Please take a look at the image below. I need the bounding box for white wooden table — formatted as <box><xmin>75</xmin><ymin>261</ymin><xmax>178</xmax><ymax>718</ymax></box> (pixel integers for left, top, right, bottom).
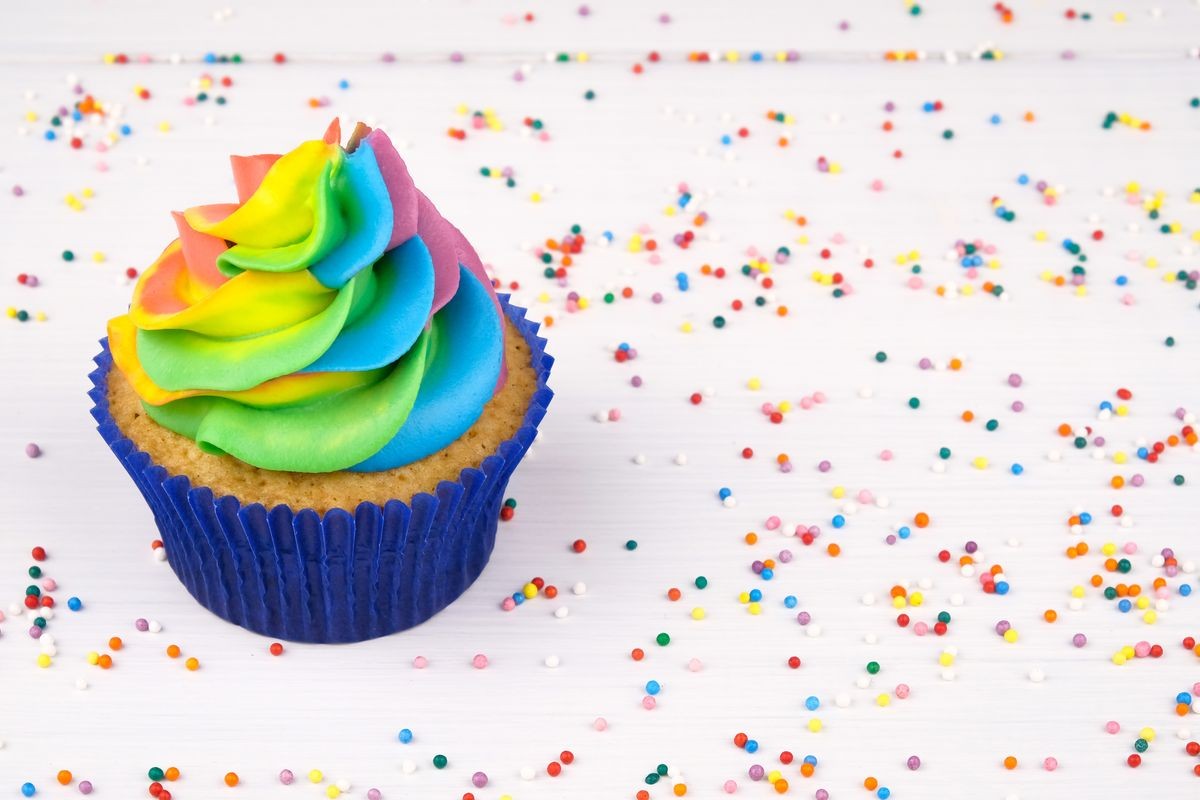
<box><xmin>2</xmin><ymin>2</ymin><xmax>1199</xmax><ymax>798</ymax></box>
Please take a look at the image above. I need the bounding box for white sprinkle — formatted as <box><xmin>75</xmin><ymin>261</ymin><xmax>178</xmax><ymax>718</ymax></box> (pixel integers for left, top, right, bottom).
<box><xmin>857</xmin><ymin>386</ymin><xmax>874</xmax><ymax>399</ymax></box>
<box><xmin>674</xmin><ymin>453</ymin><xmax>688</xmax><ymax>466</ymax></box>
<box><xmin>834</xmin><ymin>692</ymin><xmax>851</xmax><ymax>708</ymax></box>
<box><xmin>861</xmin><ymin>593</ymin><xmax>876</xmax><ymax>606</ymax></box>
<box><xmin>1028</xmin><ymin>667</ymin><xmax>1045</xmax><ymax>683</ymax></box>
<box><xmin>544</xmin><ymin>655</ymin><xmax>560</xmax><ymax>668</ymax></box>
<box><xmin>806</xmin><ymin>624</ymin><xmax>822</xmax><ymax>638</ymax></box>
<box><xmin>855</xmin><ymin>675</ymin><xmax>871</xmax><ymax>689</ymax></box>
<box><xmin>153</xmin><ymin>548</ymin><xmax>168</xmax><ymax>562</ymax></box>
<box><xmin>401</xmin><ymin>759</ymin><xmax>416</xmax><ymax>774</ymax></box>
<box><xmin>74</xmin><ymin>679</ymin><xmax>88</xmax><ymax>691</ymax></box>
<box><xmin>520</xmin><ymin>766</ymin><xmax>536</xmax><ymax>780</ymax></box>
<box><xmin>336</xmin><ymin>779</ymin><xmax>351</xmax><ymax>792</ymax></box>
<box><xmin>722</xmin><ymin>496</ymin><xmax>737</xmax><ymax>508</ymax></box>
<box><xmin>949</xmin><ymin>593</ymin><xmax>964</xmax><ymax>607</ymax></box>
<box><xmin>632</xmin><ymin>453</ymin><xmax>646</xmax><ymax>465</ymax></box>
<box><xmin>941</xmin><ymin>668</ymin><xmax>956</xmax><ymax>681</ymax></box>
<box><xmin>864</xmin><ymin>632</ymin><xmax>878</xmax><ymax>645</ymax></box>
<box><xmin>554</xmin><ymin>607</ymin><xmax>569</xmax><ymax>619</ymax></box>
<box><xmin>572</xmin><ymin>582</ymin><xmax>587</xmax><ymax>596</ymax></box>
<box><xmin>1068</xmin><ymin>598</ymin><xmax>1084</xmax><ymax>611</ymax></box>
<box><xmin>148</xmin><ymin>620</ymin><xmax>162</xmax><ymax>633</ymax></box>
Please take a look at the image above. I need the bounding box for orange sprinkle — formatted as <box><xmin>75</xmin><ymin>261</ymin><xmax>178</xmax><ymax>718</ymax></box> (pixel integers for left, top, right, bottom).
<box><xmin>745</xmin><ymin>532</ymin><xmax>759</xmax><ymax>545</ymax></box>
<box><xmin>962</xmin><ymin>410</ymin><xmax>975</xmax><ymax>422</ymax></box>
<box><xmin>864</xmin><ymin>777</ymin><xmax>879</xmax><ymax>790</ymax></box>
<box><xmin>97</xmin><ymin>654</ymin><xmax>113</xmax><ymax>669</ymax></box>
<box><xmin>1043</xmin><ymin>609</ymin><xmax>1057</xmax><ymax>623</ymax></box>
<box><xmin>166</xmin><ymin>644</ymin><xmax>181</xmax><ymax>658</ymax></box>
<box><xmin>914</xmin><ymin>512</ymin><xmax>930</xmax><ymax>528</ymax></box>
<box><xmin>108</xmin><ymin>636</ymin><xmax>123</xmax><ymax>651</ymax></box>
<box><xmin>224</xmin><ymin>772</ymin><xmax>239</xmax><ymax>787</ymax></box>
<box><xmin>165</xmin><ymin>767</ymin><xmax>181</xmax><ymax>781</ymax></box>
<box><xmin>667</xmin><ymin>587</ymin><xmax>682</xmax><ymax>601</ymax></box>
<box><xmin>1004</xmin><ymin>756</ymin><xmax>1018</xmax><ymax>770</ymax></box>
<box><xmin>826</xmin><ymin>543</ymin><xmax>841</xmax><ymax>557</ymax></box>
<box><xmin>56</xmin><ymin>771</ymin><xmax>72</xmax><ymax>786</ymax></box>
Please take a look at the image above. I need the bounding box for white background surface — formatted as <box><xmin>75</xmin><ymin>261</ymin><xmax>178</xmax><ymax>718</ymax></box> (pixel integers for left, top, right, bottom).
<box><xmin>2</xmin><ymin>1</ymin><xmax>1199</xmax><ymax>798</ymax></box>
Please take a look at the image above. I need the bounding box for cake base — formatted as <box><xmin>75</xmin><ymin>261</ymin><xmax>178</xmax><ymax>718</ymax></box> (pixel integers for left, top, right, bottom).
<box><xmin>107</xmin><ymin>318</ymin><xmax>538</xmax><ymax>513</ymax></box>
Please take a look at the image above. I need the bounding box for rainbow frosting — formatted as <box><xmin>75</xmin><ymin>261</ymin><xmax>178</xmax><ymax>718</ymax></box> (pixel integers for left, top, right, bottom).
<box><xmin>108</xmin><ymin>120</ymin><xmax>507</xmax><ymax>473</ymax></box>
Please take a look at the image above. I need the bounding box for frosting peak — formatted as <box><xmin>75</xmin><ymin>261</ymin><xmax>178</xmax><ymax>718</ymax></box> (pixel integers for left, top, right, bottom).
<box><xmin>108</xmin><ymin>122</ymin><xmax>507</xmax><ymax>473</ymax></box>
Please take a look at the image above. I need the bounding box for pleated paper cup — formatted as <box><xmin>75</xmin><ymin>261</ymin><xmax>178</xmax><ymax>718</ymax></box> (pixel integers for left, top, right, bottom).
<box><xmin>89</xmin><ymin>296</ymin><xmax>553</xmax><ymax>643</ymax></box>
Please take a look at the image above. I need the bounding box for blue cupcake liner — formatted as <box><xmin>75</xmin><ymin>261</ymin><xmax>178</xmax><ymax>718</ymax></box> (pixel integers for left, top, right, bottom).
<box><xmin>88</xmin><ymin>296</ymin><xmax>553</xmax><ymax>643</ymax></box>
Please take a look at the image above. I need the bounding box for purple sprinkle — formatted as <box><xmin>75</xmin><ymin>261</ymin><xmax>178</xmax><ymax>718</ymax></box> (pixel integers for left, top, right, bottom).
<box><xmin>658</xmin><ymin>12</ymin><xmax>672</xmax><ymax>24</ymax></box>
<box><xmin>1176</xmin><ymin>407</ymin><xmax>1188</xmax><ymax>420</ymax></box>
<box><xmin>816</xmin><ymin>791</ymin><xmax>829</xmax><ymax>800</ymax></box>
<box><xmin>1011</xmin><ymin>400</ymin><xmax>1024</xmax><ymax>412</ymax></box>
<box><xmin>627</xmin><ymin>348</ymin><xmax>638</xmax><ymax>359</ymax></box>
<box><xmin>135</xmin><ymin>618</ymin><xmax>149</xmax><ymax>632</ymax></box>
<box><xmin>918</xmin><ymin>357</ymin><xmax>933</xmax><ymax>369</ymax></box>
<box><xmin>578</xmin><ymin>4</ymin><xmax>591</xmax><ymax>16</ymax></box>
<box><xmin>817</xmin><ymin>460</ymin><xmax>831</xmax><ymax>472</ymax></box>
<box><xmin>885</xmin><ymin>534</ymin><xmax>897</xmax><ymax>545</ymax></box>
<box><xmin>79</xmin><ymin>781</ymin><xmax>93</xmax><ymax>795</ymax></box>
<box><xmin>1162</xmin><ymin>548</ymin><xmax>1175</xmax><ymax>558</ymax></box>
<box><xmin>30</xmin><ymin>626</ymin><xmax>43</xmax><ymax>639</ymax></box>
<box><xmin>748</xmin><ymin>764</ymin><xmax>765</xmax><ymax>781</ymax></box>
<box><xmin>1007</xmin><ymin>372</ymin><xmax>1022</xmax><ymax>387</ymax></box>
<box><xmin>797</xmin><ymin>611</ymin><xmax>811</xmax><ymax>626</ymax></box>
<box><xmin>450</xmin><ymin>52</ymin><xmax>464</xmax><ymax>63</ymax></box>
<box><xmin>1130</xmin><ymin>474</ymin><xmax>1144</xmax><ymax>487</ymax></box>
<box><xmin>651</xmin><ymin>292</ymin><xmax>663</xmax><ymax>304</ymax></box>
<box><xmin>512</xmin><ymin>70</ymin><xmax>525</xmax><ymax>82</ymax></box>
<box><xmin>780</xmin><ymin>461</ymin><xmax>792</xmax><ymax>473</ymax></box>
<box><xmin>367</xmin><ymin>790</ymin><xmax>381</xmax><ymax>800</ymax></box>
<box><xmin>1061</xmin><ymin>49</ymin><xmax>1077</xmax><ymax>60</ymax></box>
<box><xmin>752</xmin><ymin>560</ymin><xmax>764</xmax><ymax>574</ymax></box>
<box><xmin>1093</xmin><ymin>436</ymin><xmax>1105</xmax><ymax>447</ymax></box>
<box><xmin>631</xmin><ymin>375</ymin><xmax>643</xmax><ymax>388</ymax></box>
<box><xmin>381</xmin><ymin>52</ymin><xmax>396</xmax><ymax>63</ymax></box>
<box><xmin>884</xmin><ymin>101</ymin><xmax>896</xmax><ymax>112</ymax></box>
<box><xmin>786</xmin><ymin>49</ymin><xmax>801</xmax><ymax>62</ymax></box>
<box><xmin>25</xmin><ymin>443</ymin><xmax>42</xmax><ymax>458</ymax></box>
<box><xmin>12</xmin><ymin>185</ymin><xmax>24</xmax><ymax>197</ymax></box>
<box><xmin>907</xmin><ymin>755</ymin><xmax>921</xmax><ymax>770</ymax></box>
<box><xmin>965</xmin><ymin>540</ymin><xmax>978</xmax><ymax>554</ymax></box>
<box><xmin>995</xmin><ymin>620</ymin><xmax>1011</xmax><ymax>635</ymax></box>
<box><xmin>471</xmin><ymin>772</ymin><xmax>488</xmax><ymax>788</ymax></box>
<box><xmin>838</xmin><ymin>20</ymin><xmax>850</xmax><ymax>30</ymax></box>
<box><xmin>808</xmin><ymin>525</ymin><xmax>822</xmax><ymax>537</ymax></box>
<box><xmin>279</xmin><ymin>770</ymin><xmax>294</xmax><ymax>785</ymax></box>
<box><xmin>1072</xmin><ymin>633</ymin><xmax>1087</xmax><ymax>647</ymax></box>
<box><xmin>778</xmin><ymin>549</ymin><xmax>793</xmax><ymax>563</ymax></box>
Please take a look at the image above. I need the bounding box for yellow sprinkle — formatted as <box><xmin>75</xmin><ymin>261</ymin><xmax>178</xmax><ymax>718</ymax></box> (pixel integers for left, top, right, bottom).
<box><xmin>1003</xmin><ymin>629</ymin><xmax>1019</xmax><ymax>643</ymax></box>
<box><xmin>24</xmin><ymin>111</ymin><xmax>37</xmax><ymax>122</ymax></box>
<box><xmin>35</xmin><ymin>312</ymin><xmax>47</xmax><ymax>322</ymax></box>
<box><xmin>747</xmin><ymin>602</ymin><xmax>761</xmax><ymax>615</ymax></box>
<box><xmin>1074</xmin><ymin>285</ymin><xmax>1087</xmax><ymax>297</ymax></box>
<box><xmin>725</xmin><ymin>50</ymin><xmax>740</xmax><ymax>63</ymax></box>
<box><xmin>1034</xmin><ymin>230</ymin><xmax>1048</xmax><ymax>242</ymax></box>
<box><xmin>1140</xmin><ymin>727</ymin><xmax>1156</xmax><ymax>742</ymax></box>
<box><xmin>103</xmin><ymin>53</ymin><xmax>116</xmax><ymax>64</ymax></box>
<box><xmin>938</xmin><ymin>652</ymin><xmax>954</xmax><ymax>666</ymax></box>
<box><xmin>1070</xmin><ymin>585</ymin><xmax>1086</xmax><ymax>598</ymax></box>
<box><xmin>738</xmin><ymin>592</ymin><xmax>750</xmax><ymax>604</ymax></box>
<box><xmin>91</xmin><ymin>251</ymin><xmax>105</xmax><ymax>263</ymax></box>
<box><xmin>746</xmin><ymin>377</ymin><xmax>762</xmax><ymax>391</ymax></box>
<box><xmin>529</xmin><ymin>192</ymin><xmax>542</xmax><ymax>203</ymax></box>
<box><xmin>577</xmin><ymin>52</ymin><xmax>590</xmax><ymax>62</ymax></box>
<box><xmin>1145</xmin><ymin>257</ymin><xmax>1159</xmax><ymax>269</ymax></box>
<box><xmin>577</xmin><ymin>297</ymin><xmax>590</xmax><ymax>310</ymax></box>
<box><xmin>876</xmin><ymin>694</ymin><xmax>891</xmax><ymax>707</ymax></box>
<box><xmin>308</xmin><ymin>770</ymin><xmax>323</xmax><ymax>784</ymax></box>
<box><xmin>157</xmin><ymin>121</ymin><xmax>171</xmax><ymax>133</ymax></box>
<box><xmin>961</xmin><ymin>284</ymin><xmax>975</xmax><ymax>296</ymax></box>
<box><xmin>680</xmin><ymin>321</ymin><xmax>693</xmax><ymax>333</ymax></box>
<box><xmin>972</xmin><ymin>456</ymin><xmax>989</xmax><ymax>470</ymax></box>
<box><xmin>768</xmin><ymin>770</ymin><xmax>782</xmax><ymax>783</ymax></box>
<box><xmin>1113</xmin><ymin>652</ymin><xmax>1127</xmax><ymax>665</ymax></box>
<box><xmin>831</xmin><ymin>486</ymin><xmax>846</xmax><ymax>499</ymax></box>
<box><xmin>37</xmin><ymin>654</ymin><xmax>52</xmax><ymax>668</ymax></box>
<box><xmin>536</xmin><ymin>292</ymin><xmax>550</xmax><ymax>303</ymax></box>
<box><xmin>807</xmin><ymin>718</ymin><xmax>822</xmax><ymax>733</ymax></box>
<box><xmin>1115</xmin><ymin>405</ymin><xmax>1129</xmax><ymax>417</ymax></box>
<box><xmin>86</xmin><ymin>651</ymin><xmax>100</xmax><ymax>665</ymax></box>
<box><xmin>909</xmin><ymin>592</ymin><xmax>924</xmax><ymax>606</ymax></box>
<box><xmin>796</xmin><ymin>235</ymin><xmax>809</xmax><ymax>245</ymax></box>
<box><xmin>891</xmin><ymin>596</ymin><xmax>907</xmax><ymax>609</ymax></box>
<box><xmin>326</xmin><ymin>788</ymin><xmax>340</xmax><ymax>799</ymax></box>
<box><xmin>691</xmin><ymin>607</ymin><xmax>705</xmax><ymax>620</ymax></box>
<box><xmin>454</xmin><ymin>103</ymin><xmax>468</xmax><ymax>115</ymax></box>
<box><xmin>1113</xmin><ymin>452</ymin><xmax>1127</xmax><ymax>464</ymax></box>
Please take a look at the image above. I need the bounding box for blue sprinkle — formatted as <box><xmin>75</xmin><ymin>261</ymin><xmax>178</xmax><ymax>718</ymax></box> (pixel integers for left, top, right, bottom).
<box><xmin>67</xmin><ymin>597</ymin><xmax>82</xmax><ymax>611</ymax></box>
<box><xmin>602</xmin><ymin>230</ymin><xmax>614</xmax><ymax>242</ymax></box>
<box><xmin>994</xmin><ymin>581</ymin><xmax>1010</xmax><ymax>595</ymax></box>
<box><xmin>512</xmin><ymin>592</ymin><xmax>525</xmax><ymax>605</ymax></box>
<box><xmin>119</xmin><ymin>124</ymin><xmax>132</xmax><ymax>136</ymax></box>
<box><xmin>398</xmin><ymin>728</ymin><xmax>413</xmax><ymax>743</ymax></box>
<box><xmin>720</xmin><ymin>134</ymin><xmax>732</xmax><ymax>146</ymax></box>
<box><xmin>44</xmin><ymin>130</ymin><xmax>56</xmax><ymax>141</ymax></box>
<box><xmin>1010</xmin><ymin>463</ymin><xmax>1024</xmax><ymax>475</ymax></box>
<box><xmin>1099</xmin><ymin>401</ymin><xmax>1114</xmax><ymax>411</ymax></box>
<box><xmin>1115</xmin><ymin>275</ymin><xmax>1128</xmax><ymax>286</ymax></box>
<box><xmin>761</xmin><ymin>568</ymin><xmax>774</xmax><ymax>581</ymax></box>
<box><xmin>618</xmin><ymin>342</ymin><xmax>630</xmax><ymax>351</ymax></box>
<box><xmin>803</xmin><ymin>755</ymin><xmax>818</xmax><ymax>766</ymax></box>
<box><xmin>750</xmin><ymin>51</ymin><xmax>764</xmax><ymax>61</ymax></box>
<box><xmin>990</xmin><ymin>114</ymin><xmax>1002</xmax><ymax>124</ymax></box>
<box><xmin>1080</xmin><ymin>512</ymin><xmax>1092</xmax><ymax>525</ymax></box>
<box><xmin>71</xmin><ymin>110</ymin><xmax>83</xmax><ymax>122</ymax></box>
<box><xmin>1177</xmin><ymin>692</ymin><xmax>1193</xmax><ymax>705</ymax></box>
<box><xmin>646</xmin><ymin>680</ymin><xmax>661</xmax><ymax>695</ymax></box>
<box><xmin>1181</xmin><ymin>584</ymin><xmax>1193</xmax><ymax>597</ymax></box>
<box><xmin>805</xmin><ymin>696</ymin><xmax>820</xmax><ymax>710</ymax></box>
<box><xmin>22</xmin><ymin>784</ymin><xmax>36</xmax><ymax>798</ymax></box>
<box><xmin>745</xmin><ymin>739</ymin><xmax>759</xmax><ymax>753</ymax></box>
<box><xmin>1137</xmin><ymin>447</ymin><xmax>1149</xmax><ymax>459</ymax></box>
<box><xmin>784</xmin><ymin>595</ymin><xmax>798</xmax><ymax>608</ymax></box>
<box><xmin>878</xmin><ymin>788</ymin><xmax>891</xmax><ymax>800</ymax></box>
<box><xmin>831</xmin><ymin>514</ymin><xmax>846</xmax><ymax>529</ymax></box>
<box><xmin>922</xmin><ymin>101</ymin><xmax>935</xmax><ymax>112</ymax></box>
<box><xmin>678</xmin><ymin>192</ymin><xmax>692</xmax><ymax>208</ymax></box>
<box><xmin>203</xmin><ymin>52</ymin><xmax>217</xmax><ymax>63</ymax></box>
<box><xmin>897</xmin><ymin>526</ymin><xmax>911</xmax><ymax>540</ymax></box>
<box><xmin>749</xmin><ymin>589</ymin><xmax>763</xmax><ymax>603</ymax></box>
<box><xmin>1118</xmin><ymin>598</ymin><xmax>1132</xmax><ymax>613</ymax></box>
<box><xmin>718</xmin><ymin>487</ymin><xmax>732</xmax><ymax>500</ymax></box>
<box><xmin>338</xmin><ymin>79</ymin><xmax>350</xmax><ymax>89</ymax></box>
<box><xmin>1017</xmin><ymin>173</ymin><xmax>1029</xmax><ymax>185</ymax></box>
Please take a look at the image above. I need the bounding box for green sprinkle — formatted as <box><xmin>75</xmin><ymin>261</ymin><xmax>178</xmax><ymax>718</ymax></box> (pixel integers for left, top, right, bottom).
<box><xmin>1165</xmin><ymin>336</ymin><xmax>1176</xmax><ymax>347</ymax></box>
<box><xmin>61</xmin><ymin>250</ymin><xmax>75</xmax><ymax>262</ymax></box>
<box><xmin>503</xmin><ymin>498</ymin><xmax>517</xmax><ymax>509</ymax></box>
<box><xmin>694</xmin><ymin>576</ymin><xmax>708</xmax><ymax>589</ymax></box>
<box><xmin>432</xmin><ymin>754</ymin><xmax>448</xmax><ymax>769</ymax></box>
<box><xmin>866</xmin><ymin>661</ymin><xmax>880</xmax><ymax>675</ymax></box>
<box><xmin>1073</xmin><ymin>436</ymin><xmax>1087</xmax><ymax>449</ymax></box>
<box><xmin>874</xmin><ymin>351</ymin><xmax>888</xmax><ymax>363</ymax></box>
<box><xmin>656</xmin><ymin>632</ymin><xmax>671</xmax><ymax>646</ymax></box>
<box><xmin>985</xmin><ymin>419</ymin><xmax>999</xmax><ymax>431</ymax></box>
<box><xmin>28</xmin><ymin>566</ymin><xmax>42</xmax><ymax>579</ymax></box>
<box><xmin>584</xmin><ymin>89</ymin><xmax>596</xmax><ymax>100</ymax></box>
<box><xmin>713</xmin><ymin>315</ymin><xmax>726</xmax><ymax>328</ymax></box>
<box><xmin>938</xmin><ymin>447</ymin><xmax>951</xmax><ymax>459</ymax></box>
<box><xmin>908</xmin><ymin>397</ymin><xmax>921</xmax><ymax>409</ymax></box>
<box><xmin>937</xmin><ymin>611</ymin><xmax>951</xmax><ymax>624</ymax></box>
<box><xmin>657</xmin><ymin>764</ymin><xmax>669</xmax><ymax>776</ymax></box>
<box><xmin>148</xmin><ymin>768</ymin><xmax>165</xmax><ymax>782</ymax></box>
<box><xmin>604</xmin><ymin>292</ymin><xmax>615</xmax><ymax>304</ymax></box>
<box><xmin>941</xmin><ymin>129</ymin><xmax>954</xmax><ymax>140</ymax></box>
<box><xmin>1174</xmin><ymin>474</ymin><xmax>1186</xmax><ymax>486</ymax></box>
<box><xmin>646</xmin><ymin>773</ymin><xmax>660</xmax><ymax>785</ymax></box>
<box><xmin>625</xmin><ymin>539</ymin><xmax>638</xmax><ymax>551</ymax></box>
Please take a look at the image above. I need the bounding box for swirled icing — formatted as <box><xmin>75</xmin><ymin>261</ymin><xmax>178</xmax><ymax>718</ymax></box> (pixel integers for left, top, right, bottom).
<box><xmin>107</xmin><ymin>120</ymin><xmax>507</xmax><ymax>473</ymax></box>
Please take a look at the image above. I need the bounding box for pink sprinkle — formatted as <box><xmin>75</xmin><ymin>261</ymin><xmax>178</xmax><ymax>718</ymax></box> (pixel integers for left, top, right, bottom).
<box><xmin>41</xmin><ymin>578</ymin><xmax>57</xmax><ymax>591</ymax></box>
<box><xmin>723</xmin><ymin>780</ymin><xmax>738</xmax><ymax>793</ymax></box>
<box><xmin>765</xmin><ymin>516</ymin><xmax>781</xmax><ymax>530</ymax></box>
<box><xmin>25</xmin><ymin>443</ymin><xmax>41</xmax><ymax>458</ymax></box>
<box><xmin>1123</xmin><ymin>542</ymin><xmax>1137</xmax><ymax>555</ymax></box>
<box><xmin>895</xmin><ymin>683</ymin><xmax>910</xmax><ymax>699</ymax></box>
<box><xmin>1133</xmin><ymin>641</ymin><xmax>1150</xmax><ymax>658</ymax></box>
<box><xmin>913</xmin><ymin>622</ymin><xmax>928</xmax><ymax>636</ymax></box>
<box><xmin>593</xmin><ymin>716</ymin><xmax>608</xmax><ymax>731</ymax></box>
<box><xmin>607</xmin><ymin>408</ymin><xmax>621</xmax><ymax>422</ymax></box>
<box><xmin>1043</xmin><ymin>757</ymin><xmax>1058</xmax><ymax>771</ymax></box>
<box><xmin>501</xmin><ymin>597</ymin><xmax>516</xmax><ymax>611</ymax></box>
<box><xmin>1105</xmin><ymin>721</ymin><xmax>1121</xmax><ymax>734</ymax></box>
<box><xmin>907</xmin><ymin>276</ymin><xmax>924</xmax><ymax>290</ymax></box>
<box><xmin>857</xmin><ymin>490</ymin><xmax>873</xmax><ymax>503</ymax></box>
<box><xmin>642</xmin><ymin>695</ymin><xmax>657</xmax><ymax>710</ymax></box>
<box><xmin>687</xmin><ymin>657</ymin><xmax>703</xmax><ymax>672</ymax></box>
<box><xmin>879</xmin><ymin>449</ymin><xmax>893</xmax><ymax>461</ymax></box>
<box><xmin>412</xmin><ymin>655</ymin><xmax>428</xmax><ymax>669</ymax></box>
<box><xmin>812</xmin><ymin>391</ymin><xmax>827</xmax><ymax>403</ymax></box>
<box><xmin>799</xmin><ymin>396</ymin><xmax>814</xmax><ymax>409</ymax></box>
<box><xmin>870</xmin><ymin>179</ymin><xmax>885</xmax><ymax>192</ymax></box>
<box><xmin>648</xmin><ymin>253</ymin><xmax>662</xmax><ymax>265</ymax></box>
<box><xmin>472</xmin><ymin>653</ymin><xmax>489</xmax><ymax>669</ymax></box>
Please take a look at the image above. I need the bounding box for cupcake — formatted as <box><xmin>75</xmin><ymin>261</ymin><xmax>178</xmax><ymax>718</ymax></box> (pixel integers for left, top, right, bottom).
<box><xmin>89</xmin><ymin>120</ymin><xmax>553</xmax><ymax>643</ymax></box>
